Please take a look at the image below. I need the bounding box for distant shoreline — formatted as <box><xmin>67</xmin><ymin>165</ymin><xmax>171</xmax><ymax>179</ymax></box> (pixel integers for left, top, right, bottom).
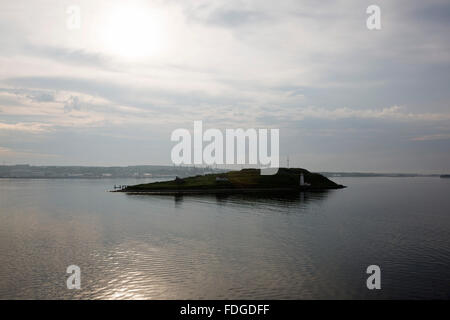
<box><xmin>0</xmin><ymin>176</ymin><xmax>176</xmax><ymax>180</ymax></box>
<box><xmin>0</xmin><ymin>165</ymin><xmax>446</xmax><ymax>179</ymax></box>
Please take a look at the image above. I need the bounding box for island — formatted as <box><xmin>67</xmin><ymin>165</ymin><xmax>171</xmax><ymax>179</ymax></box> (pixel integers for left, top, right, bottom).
<box><xmin>115</xmin><ymin>168</ymin><xmax>346</xmax><ymax>195</ymax></box>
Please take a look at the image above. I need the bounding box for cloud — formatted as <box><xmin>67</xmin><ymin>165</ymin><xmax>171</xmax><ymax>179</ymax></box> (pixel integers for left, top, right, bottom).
<box><xmin>411</xmin><ymin>133</ymin><xmax>450</xmax><ymax>141</ymax></box>
<box><xmin>25</xmin><ymin>45</ymin><xmax>109</xmax><ymax>68</ymax></box>
<box><xmin>0</xmin><ymin>146</ymin><xmax>10</xmax><ymax>153</ymax></box>
<box><xmin>0</xmin><ymin>145</ymin><xmax>58</xmax><ymax>159</ymax></box>
<box><xmin>184</xmin><ymin>3</ymin><xmax>270</xmax><ymax>27</ymax></box>
<box><xmin>26</xmin><ymin>91</ymin><xmax>55</xmax><ymax>103</ymax></box>
<box><xmin>64</xmin><ymin>96</ymin><xmax>82</xmax><ymax>113</ymax></box>
<box><xmin>0</xmin><ymin>122</ymin><xmax>52</xmax><ymax>132</ymax></box>
<box><xmin>0</xmin><ymin>87</ymin><xmax>55</xmax><ymax>103</ymax></box>
<box><xmin>287</xmin><ymin>105</ymin><xmax>450</xmax><ymax>122</ymax></box>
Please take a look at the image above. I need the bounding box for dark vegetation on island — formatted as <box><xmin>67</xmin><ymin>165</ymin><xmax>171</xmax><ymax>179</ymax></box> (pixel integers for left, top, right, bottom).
<box><xmin>118</xmin><ymin>168</ymin><xmax>345</xmax><ymax>194</ymax></box>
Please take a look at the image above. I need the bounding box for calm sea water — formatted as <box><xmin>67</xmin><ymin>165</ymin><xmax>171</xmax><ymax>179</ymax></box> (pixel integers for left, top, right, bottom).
<box><xmin>0</xmin><ymin>177</ymin><xmax>449</xmax><ymax>299</ymax></box>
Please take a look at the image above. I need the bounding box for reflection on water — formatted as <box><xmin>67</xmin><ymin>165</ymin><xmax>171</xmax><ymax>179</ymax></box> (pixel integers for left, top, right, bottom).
<box><xmin>0</xmin><ymin>177</ymin><xmax>450</xmax><ymax>299</ymax></box>
<box><xmin>130</xmin><ymin>190</ymin><xmax>332</xmax><ymax>210</ymax></box>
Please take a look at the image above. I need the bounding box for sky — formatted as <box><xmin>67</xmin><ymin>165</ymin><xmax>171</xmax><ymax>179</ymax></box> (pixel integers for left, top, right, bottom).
<box><xmin>0</xmin><ymin>0</ymin><xmax>449</xmax><ymax>173</ymax></box>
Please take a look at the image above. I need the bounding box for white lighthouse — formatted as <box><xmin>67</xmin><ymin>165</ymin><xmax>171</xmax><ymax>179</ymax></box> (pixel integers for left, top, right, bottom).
<box><xmin>300</xmin><ymin>173</ymin><xmax>310</xmax><ymax>187</ymax></box>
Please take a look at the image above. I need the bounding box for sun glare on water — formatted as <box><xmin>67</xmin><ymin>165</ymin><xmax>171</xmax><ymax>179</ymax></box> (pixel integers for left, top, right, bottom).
<box><xmin>99</xmin><ymin>4</ymin><xmax>167</xmax><ymax>59</ymax></box>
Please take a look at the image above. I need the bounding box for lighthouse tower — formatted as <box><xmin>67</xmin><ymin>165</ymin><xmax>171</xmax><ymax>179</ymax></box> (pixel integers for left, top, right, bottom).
<box><xmin>300</xmin><ymin>173</ymin><xmax>305</xmax><ymax>186</ymax></box>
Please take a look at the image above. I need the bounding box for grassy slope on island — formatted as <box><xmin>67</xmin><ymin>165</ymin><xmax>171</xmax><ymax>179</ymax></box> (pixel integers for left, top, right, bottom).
<box><xmin>123</xmin><ymin>168</ymin><xmax>344</xmax><ymax>191</ymax></box>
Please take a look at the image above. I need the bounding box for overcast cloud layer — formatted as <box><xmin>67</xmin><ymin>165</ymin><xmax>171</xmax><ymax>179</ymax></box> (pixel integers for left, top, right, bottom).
<box><xmin>0</xmin><ymin>0</ymin><xmax>449</xmax><ymax>172</ymax></box>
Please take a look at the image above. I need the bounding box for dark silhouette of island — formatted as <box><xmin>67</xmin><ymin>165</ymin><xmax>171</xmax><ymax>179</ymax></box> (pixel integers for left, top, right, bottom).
<box><xmin>117</xmin><ymin>168</ymin><xmax>345</xmax><ymax>194</ymax></box>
